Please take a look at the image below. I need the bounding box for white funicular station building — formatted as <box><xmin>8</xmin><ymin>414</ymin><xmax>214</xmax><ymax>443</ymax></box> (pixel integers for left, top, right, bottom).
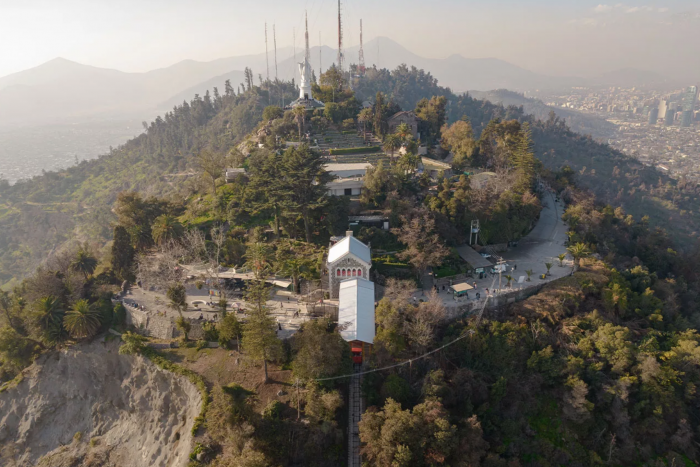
<box><xmin>327</xmin><ymin>231</ymin><xmax>372</xmax><ymax>299</ymax></box>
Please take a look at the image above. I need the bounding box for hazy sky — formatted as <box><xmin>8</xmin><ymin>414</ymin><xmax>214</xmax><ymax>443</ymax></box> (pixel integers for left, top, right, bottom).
<box><xmin>1</xmin><ymin>0</ymin><xmax>699</xmax><ymax>80</ymax></box>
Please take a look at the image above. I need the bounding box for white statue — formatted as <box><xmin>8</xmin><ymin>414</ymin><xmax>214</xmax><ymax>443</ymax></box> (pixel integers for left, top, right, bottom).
<box><xmin>298</xmin><ymin>57</ymin><xmax>312</xmax><ymax>100</ymax></box>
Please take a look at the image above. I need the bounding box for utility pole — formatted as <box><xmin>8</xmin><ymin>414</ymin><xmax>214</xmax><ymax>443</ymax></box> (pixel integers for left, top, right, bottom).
<box><xmin>273</xmin><ymin>24</ymin><xmax>278</xmax><ymax>81</ymax></box>
<box><xmin>497</xmin><ymin>258</ymin><xmax>506</xmax><ymax>295</ymax></box>
<box><xmin>265</xmin><ymin>23</ymin><xmax>269</xmax><ymax>82</ymax></box>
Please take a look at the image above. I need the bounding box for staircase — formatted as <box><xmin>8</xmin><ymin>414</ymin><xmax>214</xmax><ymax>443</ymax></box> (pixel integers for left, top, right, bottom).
<box><xmin>348</xmin><ymin>363</ymin><xmax>362</xmax><ymax>467</ymax></box>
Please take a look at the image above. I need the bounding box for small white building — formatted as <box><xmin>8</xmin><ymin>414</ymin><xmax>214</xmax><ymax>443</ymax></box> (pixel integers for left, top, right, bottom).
<box><xmin>225</xmin><ymin>168</ymin><xmax>247</xmax><ymax>183</ymax></box>
<box><xmin>338</xmin><ymin>278</ymin><xmax>376</xmax><ymax>362</ymax></box>
<box><xmin>324</xmin><ymin>163</ymin><xmax>372</xmax><ymax>179</ymax></box>
<box><xmin>338</xmin><ymin>278</ymin><xmax>375</xmax><ymax>344</ymax></box>
<box><xmin>325</xmin><ymin>163</ymin><xmax>373</xmax><ymax>197</ymax></box>
<box><xmin>327</xmin><ymin>231</ymin><xmax>371</xmax><ymax>299</ymax></box>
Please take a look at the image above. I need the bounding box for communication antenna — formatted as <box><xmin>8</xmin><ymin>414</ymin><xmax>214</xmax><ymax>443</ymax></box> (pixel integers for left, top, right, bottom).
<box><xmin>319</xmin><ymin>31</ymin><xmax>322</xmax><ymax>76</ymax></box>
<box><xmin>273</xmin><ymin>24</ymin><xmax>278</xmax><ymax>80</ymax></box>
<box><xmin>305</xmin><ymin>11</ymin><xmax>310</xmax><ymax>63</ymax></box>
<box><xmin>358</xmin><ymin>19</ymin><xmax>365</xmax><ymax>74</ymax></box>
<box><xmin>265</xmin><ymin>23</ymin><xmax>269</xmax><ymax>82</ymax></box>
<box><xmin>337</xmin><ymin>0</ymin><xmax>343</xmax><ymax>72</ymax></box>
<box><xmin>293</xmin><ymin>27</ymin><xmax>296</xmax><ymax>66</ymax></box>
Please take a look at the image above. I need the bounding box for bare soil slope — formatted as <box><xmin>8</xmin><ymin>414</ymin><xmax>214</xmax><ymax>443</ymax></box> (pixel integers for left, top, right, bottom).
<box><xmin>0</xmin><ymin>338</ymin><xmax>201</xmax><ymax>467</ymax></box>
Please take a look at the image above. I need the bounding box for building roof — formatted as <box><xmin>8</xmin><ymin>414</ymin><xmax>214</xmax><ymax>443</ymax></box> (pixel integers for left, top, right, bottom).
<box><xmin>338</xmin><ymin>278</ymin><xmax>375</xmax><ymax>344</ymax></box>
<box><xmin>324</xmin><ymin>163</ymin><xmax>373</xmax><ymax>174</ymax></box>
<box><xmin>455</xmin><ymin>245</ymin><xmax>493</xmax><ymax>269</ymax></box>
<box><xmin>388</xmin><ymin>110</ymin><xmax>417</xmax><ymax>122</ymax></box>
<box><xmin>328</xmin><ymin>235</ymin><xmax>372</xmax><ymax>264</ymax></box>
<box><xmin>451</xmin><ymin>282</ymin><xmax>474</xmax><ymax>293</ymax></box>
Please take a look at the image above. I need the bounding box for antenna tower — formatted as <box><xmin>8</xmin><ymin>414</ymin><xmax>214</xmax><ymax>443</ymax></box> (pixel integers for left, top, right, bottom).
<box><xmin>358</xmin><ymin>19</ymin><xmax>365</xmax><ymax>74</ymax></box>
<box><xmin>337</xmin><ymin>0</ymin><xmax>343</xmax><ymax>72</ymax></box>
<box><xmin>265</xmin><ymin>23</ymin><xmax>269</xmax><ymax>81</ymax></box>
<box><xmin>273</xmin><ymin>24</ymin><xmax>278</xmax><ymax>80</ymax></box>
<box><xmin>293</xmin><ymin>28</ymin><xmax>296</xmax><ymax>65</ymax></box>
<box><xmin>305</xmin><ymin>11</ymin><xmax>310</xmax><ymax>62</ymax></box>
<box><xmin>319</xmin><ymin>31</ymin><xmax>322</xmax><ymax>77</ymax></box>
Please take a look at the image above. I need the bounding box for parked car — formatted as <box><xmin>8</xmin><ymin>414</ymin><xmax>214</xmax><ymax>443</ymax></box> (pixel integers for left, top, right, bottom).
<box><xmin>480</xmin><ymin>252</ymin><xmax>491</xmax><ymax>258</ymax></box>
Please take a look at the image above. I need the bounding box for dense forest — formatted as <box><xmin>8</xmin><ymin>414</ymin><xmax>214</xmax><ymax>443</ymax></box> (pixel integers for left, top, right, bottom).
<box><xmin>3</xmin><ymin>63</ymin><xmax>700</xmax><ymax>466</ymax></box>
<box><xmin>1</xmin><ymin>64</ymin><xmax>699</xmax><ymax>287</ymax></box>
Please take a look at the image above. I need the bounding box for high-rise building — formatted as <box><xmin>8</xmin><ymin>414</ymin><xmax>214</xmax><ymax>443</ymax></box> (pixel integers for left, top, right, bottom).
<box><xmin>658</xmin><ymin>100</ymin><xmax>668</xmax><ymax>119</ymax></box>
<box><xmin>680</xmin><ymin>86</ymin><xmax>698</xmax><ymax>128</ymax></box>
<box><xmin>648</xmin><ymin>108</ymin><xmax>659</xmax><ymax>125</ymax></box>
<box><xmin>665</xmin><ymin>105</ymin><xmax>676</xmax><ymax>126</ymax></box>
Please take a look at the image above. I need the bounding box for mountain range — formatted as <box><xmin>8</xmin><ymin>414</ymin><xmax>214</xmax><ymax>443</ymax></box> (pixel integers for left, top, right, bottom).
<box><xmin>0</xmin><ymin>37</ymin><xmax>675</xmax><ymax>127</ymax></box>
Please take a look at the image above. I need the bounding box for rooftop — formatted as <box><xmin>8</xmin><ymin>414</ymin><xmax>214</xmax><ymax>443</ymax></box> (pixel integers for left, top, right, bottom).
<box><xmin>338</xmin><ymin>278</ymin><xmax>376</xmax><ymax>344</ymax></box>
<box><xmin>328</xmin><ymin>235</ymin><xmax>372</xmax><ymax>264</ymax></box>
<box><xmin>455</xmin><ymin>245</ymin><xmax>493</xmax><ymax>269</ymax></box>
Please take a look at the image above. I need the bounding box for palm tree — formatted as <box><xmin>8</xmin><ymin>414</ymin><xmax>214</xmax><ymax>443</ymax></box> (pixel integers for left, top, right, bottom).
<box><xmin>152</xmin><ymin>215</ymin><xmax>184</xmax><ymax>245</ymax></box>
<box><xmin>63</xmin><ymin>299</ymin><xmax>101</xmax><ymax>339</ymax></box>
<box><xmin>71</xmin><ymin>247</ymin><xmax>97</xmax><ymax>280</ymax></box>
<box><xmin>544</xmin><ymin>262</ymin><xmax>553</xmax><ymax>276</ymax></box>
<box><xmin>277</xmin><ymin>256</ymin><xmax>315</xmax><ymax>294</ymax></box>
<box><xmin>504</xmin><ymin>275</ymin><xmax>513</xmax><ymax>288</ymax></box>
<box><xmin>394</xmin><ymin>122</ymin><xmax>412</xmax><ymax>142</ymax></box>
<box><xmin>558</xmin><ymin>253</ymin><xmax>567</xmax><ymax>267</ymax></box>
<box><xmin>35</xmin><ymin>296</ymin><xmax>62</xmax><ymax>326</ymax></box>
<box><xmin>292</xmin><ymin>105</ymin><xmax>306</xmax><ymax>141</ymax></box>
<box><xmin>525</xmin><ymin>269</ymin><xmax>533</xmax><ymax>282</ymax></box>
<box><xmin>383</xmin><ymin>134</ymin><xmax>401</xmax><ymax>164</ymax></box>
<box><xmin>358</xmin><ymin>108</ymin><xmax>373</xmax><ymax>143</ymax></box>
<box><xmin>567</xmin><ymin>243</ymin><xmax>591</xmax><ymax>270</ymax></box>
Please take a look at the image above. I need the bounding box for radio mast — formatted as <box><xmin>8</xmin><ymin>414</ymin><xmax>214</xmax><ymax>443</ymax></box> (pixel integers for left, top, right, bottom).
<box><xmin>358</xmin><ymin>19</ymin><xmax>365</xmax><ymax>74</ymax></box>
<box><xmin>319</xmin><ymin>31</ymin><xmax>323</xmax><ymax>77</ymax></box>
<box><xmin>273</xmin><ymin>24</ymin><xmax>278</xmax><ymax>80</ymax></box>
<box><xmin>305</xmin><ymin>11</ymin><xmax>310</xmax><ymax>62</ymax></box>
<box><xmin>337</xmin><ymin>0</ymin><xmax>343</xmax><ymax>72</ymax></box>
<box><xmin>265</xmin><ymin>23</ymin><xmax>269</xmax><ymax>81</ymax></box>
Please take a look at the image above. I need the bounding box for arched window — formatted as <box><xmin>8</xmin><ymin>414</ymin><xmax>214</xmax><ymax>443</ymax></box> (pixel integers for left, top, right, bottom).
<box><xmin>342</xmin><ymin>269</ymin><xmax>346</xmax><ymax>277</ymax></box>
<box><xmin>336</xmin><ymin>268</ymin><xmax>340</xmax><ymax>277</ymax></box>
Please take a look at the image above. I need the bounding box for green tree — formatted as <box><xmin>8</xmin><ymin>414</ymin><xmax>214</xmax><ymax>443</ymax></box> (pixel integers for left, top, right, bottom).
<box><xmin>545</xmin><ymin>262</ymin><xmax>553</xmax><ymax>276</ymax></box>
<box><xmin>383</xmin><ymin>133</ymin><xmax>401</xmax><ymax>164</ymax></box>
<box><xmin>218</xmin><ymin>312</ymin><xmax>242</xmax><ymax>350</ymax></box>
<box><xmin>568</xmin><ymin>243</ymin><xmax>591</xmax><ymax>270</ymax></box>
<box><xmin>280</xmin><ymin>145</ymin><xmax>333</xmax><ymax>242</ymax></box>
<box><xmin>526</xmin><ymin>269</ymin><xmax>533</xmax><ymax>282</ymax></box>
<box><xmin>245</xmin><ymin>242</ymin><xmax>272</xmax><ymax>280</ymax></box>
<box><xmin>292</xmin><ymin>105</ymin><xmax>306</xmax><ymax>140</ymax></box>
<box><xmin>263</xmin><ymin>105</ymin><xmax>283</xmax><ymax>121</ymax></box>
<box><xmin>167</xmin><ymin>283</ymin><xmax>187</xmax><ymax>315</ymax></box>
<box><xmin>292</xmin><ymin>319</ymin><xmax>349</xmax><ymax>380</ymax></box>
<box><xmin>359</xmin><ymin>398</ymin><xmax>461</xmax><ymax>466</ymax></box>
<box><xmin>151</xmin><ymin>215</ymin><xmax>184</xmax><ymax>245</ymax></box>
<box><xmin>71</xmin><ymin>246</ymin><xmax>97</xmax><ymax>280</ymax></box>
<box><xmin>440</xmin><ymin>120</ymin><xmax>476</xmax><ymax>168</ymax></box>
<box><xmin>415</xmin><ymin>95</ymin><xmax>447</xmax><ymax>145</ymax></box>
<box><xmin>558</xmin><ymin>253</ymin><xmax>567</xmax><ymax>267</ymax></box>
<box><xmin>196</xmin><ymin>148</ymin><xmax>227</xmax><ymax>195</ymax></box>
<box><xmin>111</xmin><ymin>225</ymin><xmax>135</xmax><ymax>281</ymax></box>
<box><xmin>392</xmin><ymin>209</ymin><xmax>449</xmax><ymax>283</ymax></box>
<box><xmin>358</xmin><ymin>108</ymin><xmax>373</xmax><ymax>142</ymax></box>
<box><xmin>275</xmin><ymin>240</ymin><xmax>319</xmax><ymax>294</ymax></box>
<box><xmin>119</xmin><ymin>331</ymin><xmax>148</xmax><ymax>355</ymax></box>
<box><xmin>63</xmin><ymin>299</ymin><xmax>101</xmax><ymax>339</ymax></box>
<box><xmin>241</xmin><ymin>280</ymin><xmax>282</xmax><ymax>383</ymax></box>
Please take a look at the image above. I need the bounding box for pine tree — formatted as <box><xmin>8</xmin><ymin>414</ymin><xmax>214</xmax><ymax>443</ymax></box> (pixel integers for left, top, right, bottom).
<box><xmin>111</xmin><ymin>225</ymin><xmax>135</xmax><ymax>281</ymax></box>
<box><xmin>241</xmin><ymin>280</ymin><xmax>282</xmax><ymax>383</ymax></box>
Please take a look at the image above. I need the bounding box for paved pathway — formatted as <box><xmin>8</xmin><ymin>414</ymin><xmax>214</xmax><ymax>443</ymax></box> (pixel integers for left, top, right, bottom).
<box><xmin>412</xmin><ymin>190</ymin><xmax>572</xmax><ymax>309</ymax></box>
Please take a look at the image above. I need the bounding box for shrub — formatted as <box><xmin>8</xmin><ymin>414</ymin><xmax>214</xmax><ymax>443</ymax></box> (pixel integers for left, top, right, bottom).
<box><xmin>113</xmin><ymin>303</ymin><xmax>127</xmax><ymax>326</ymax></box>
<box><xmin>262</xmin><ymin>400</ymin><xmax>284</xmax><ymax>420</ymax></box>
<box><xmin>380</xmin><ymin>374</ymin><xmax>411</xmax><ymax>406</ymax></box>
